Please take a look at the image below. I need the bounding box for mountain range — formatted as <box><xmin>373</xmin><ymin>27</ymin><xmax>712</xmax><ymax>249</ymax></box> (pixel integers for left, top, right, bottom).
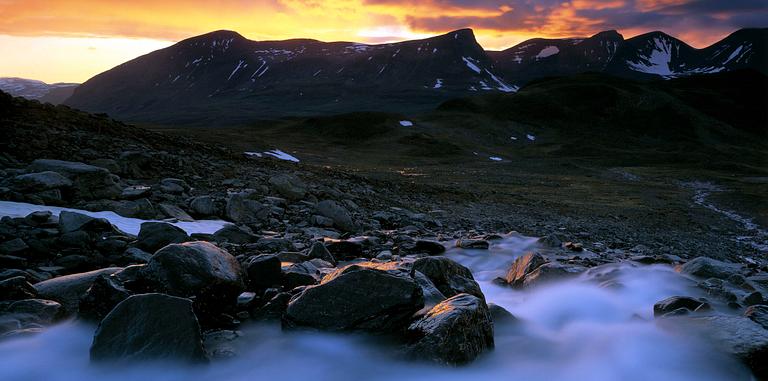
<box><xmin>0</xmin><ymin>78</ymin><xmax>78</xmax><ymax>104</ymax></box>
<box><xmin>13</xmin><ymin>27</ymin><xmax>768</xmax><ymax>124</ymax></box>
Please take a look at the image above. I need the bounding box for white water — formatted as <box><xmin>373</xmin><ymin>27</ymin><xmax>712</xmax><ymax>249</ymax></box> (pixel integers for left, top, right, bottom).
<box><xmin>0</xmin><ymin>201</ymin><xmax>231</xmax><ymax>236</ymax></box>
<box><xmin>0</xmin><ymin>234</ymin><xmax>753</xmax><ymax>380</ymax></box>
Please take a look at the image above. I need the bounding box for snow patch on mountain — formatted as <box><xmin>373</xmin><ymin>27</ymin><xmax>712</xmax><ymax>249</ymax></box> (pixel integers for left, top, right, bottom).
<box><xmin>462</xmin><ymin>57</ymin><xmax>482</xmax><ymax>73</ymax></box>
<box><xmin>536</xmin><ymin>46</ymin><xmax>560</xmax><ymax>59</ymax></box>
<box><xmin>627</xmin><ymin>37</ymin><xmax>676</xmax><ymax>76</ymax></box>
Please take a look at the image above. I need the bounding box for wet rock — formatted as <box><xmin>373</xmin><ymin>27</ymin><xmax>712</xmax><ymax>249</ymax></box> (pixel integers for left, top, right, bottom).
<box><xmin>1</xmin><ymin>299</ymin><xmax>64</xmax><ymax>329</ymax></box>
<box><xmin>456</xmin><ymin>239</ymin><xmax>490</xmax><ymax>250</ymax></box>
<box><xmin>90</xmin><ymin>293</ymin><xmax>206</xmax><ymax>363</ymax></box>
<box><xmin>112</xmin><ymin>198</ymin><xmax>156</xmax><ymax>219</ymax></box>
<box><xmin>0</xmin><ymin>276</ymin><xmax>38</xmax><ymax>301</ymax></box>
<box><xmin>284</xmin><ymin>262</ymin><xmax>424</xmax><ymax>332</ymax></box>
<box><xmin>316</xmin><ymin>200</ymin><xmax>356</xmax><ymax>232</ymax></box>
<box><xmin>411</xmin><ymin>256</ymin><xmax>483</xmax><ymax>299</ymax></box>
<box><xmin>33</xmin><ymin>267</ymin><xmax>123</xmax><ymax>314</ymax></box>
<box><xmin>746</xmin><ymin>305</ymin><xmax>768</xmax><ymax>330</ymax></box>
<box><xmin>245</xmin><ymin>254</ymin><xmax>282</xmax><ymax>290</ymax></box>
<box><xmin>488</xmin><ymin>303</ymin><xmax>517</xmax><ymax>324</ymax></box>
<box><xmin>411</xmin><ymin>270</ymin><xmax>447</xmax><ymax>310</ymax></box>
<box><xmin>251</xmin><ymin>292</ymin><xmax>291</xmax><ymax>321</ymax></box>
<box><xmin>503</xmin><ymin>252</ymin><xmax>547</xmax><ymax>287</ymax></box>
<box><xmin>140</xmin><ymin>241</ymin><xmax>245</xmax><ymax>314</ymax></box>
<box><xmin>28</xmin><ymin>159</ymin><xmax>121</xmax><ymax>200</ymax></box>
<box><xmin>12</xmin><ymin>171</ymin><xmax>72</xmax><ymax>192</ymax></box>
<box><xmin>680</xmin><ymin>257</ymin><xmax>741</xmax><ymax>280</ymax></box>
<box><xmin>269</xmin><ymin>174</ymin><xmax>306</xmax><ymax>200</ymax></box>
<box><xmin>225</xmin><ymin>193</ymin><xmax>269</xmax><ymax>223</ymax></box>
<box><xmin>653</xmin><ymin>296</ymin><xmax>711</xmax><ymax>317</ymax></box>
<box><xmin>276</xmin><ymin>252</ymin><xmax>309</xmax><ymax>263</ymax></box>
<box><xmin>136</xmin><ymin>222</ymin><xmax>189</xmax><ymax>252</ymax></box>
<box><xmin>78</xmin><ymin>274</ymin><xmax>131</xmax><ymax>321</ymax></box>
<box><xmin>213</xmin><ymin>224</ymin><xmax>257</xmax><ymax>244</ymax></box>
<box><xmin>406</xmin><ymin>293</ymin><xmax>494</xmax><ymax>365</ymax></box>
<box><xmin>306</xmin><ymin>241</ymin><xmax>336</xmax><ymax>266</ymax></box>
<box><xmin>521</xmin><ymin>262</ymin><xmax>586</xmax><ymax>287</ymax></box>
<box><xmin>204</xmin><ymin>330</ymin><xmax>241</xmax><ymax>360</ymax></box>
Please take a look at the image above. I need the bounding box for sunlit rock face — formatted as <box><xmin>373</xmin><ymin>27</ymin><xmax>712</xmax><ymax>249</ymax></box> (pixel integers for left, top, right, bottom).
<box><xmin>406</xmin><ymin>293</ymin><xmax>494</xmax><ymax>365</ymax></box>
<box><xmin>284</xmin><ymin>262</ymin><xmax>424</xmax><ymax>332</ymax></box>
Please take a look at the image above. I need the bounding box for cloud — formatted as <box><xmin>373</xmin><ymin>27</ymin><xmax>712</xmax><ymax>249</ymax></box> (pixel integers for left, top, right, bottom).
<box><xmin>0</xmin><ymin>0</ymin><xmax>764</xmax><ymax>48</ymax></box>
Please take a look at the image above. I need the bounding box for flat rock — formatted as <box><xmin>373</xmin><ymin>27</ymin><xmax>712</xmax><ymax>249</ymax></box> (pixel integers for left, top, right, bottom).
<box><xmin>33</xmin><ymin>267</ymin><xmax>123</xmax><ymax>314</ymax></box>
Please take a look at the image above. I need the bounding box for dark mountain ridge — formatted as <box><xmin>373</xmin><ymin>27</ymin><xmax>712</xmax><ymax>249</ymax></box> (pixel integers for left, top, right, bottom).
<box><xmin>65</xmin><ymin>27</ymin><xmax>767</xmax><ymax>125</ymax></box>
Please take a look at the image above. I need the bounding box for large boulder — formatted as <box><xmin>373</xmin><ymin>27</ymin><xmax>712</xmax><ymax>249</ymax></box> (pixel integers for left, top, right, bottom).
<box><xmin>33</xmin><ymin>267</ymin><xmax>123</xmax><ymax>314</ymax></box>
<box><xmin>136</xmin><ymin>222</ymin><xmax>189</xmax><ymax>252</ymax></box>
<box><xmin>0</xmin><ymin>299</ymin><xmax>64</xmax><ymax>337</ymax></box>
<box><xmin>212</xmin><ymin>224</ymin><xmax>257</xmax><ymax>244</ymax></box>
<box><xmin>58</xmin><ymin>211</ymin><xmax>113</xmax><ymax>234</ymax></box>
<box><xmin>406</xmin><ymin>293</ymin><xmax>494</xmax><ymax>365</ymax></box>
<box><xmin>316</xmin><ymin>200</ymin><xmax>356</xmax><ymax>232</ymax></box>
<box><xmin>28</xmin><ymin>159</ymin><xmax>121</xmax><ymax>200</ymax></box>
<box><xmin>284</xmin><ymin>262</ymin><xmax>424</xmax><ymax>332</ymax></box>
<box><xmin>746</xmin><ymin>305</ymin><xmax>768</xmax><ymax>330</ymax></box>
<box><xmin>411</xmin><ymin>257</ymin><xmax>483</xmax><ymax>299</ymax></box>
<box><xmin>90</xmin><ymin>293</ymin><xmax>206</xmax><ymax>363</ymax></box>
<box><xmin>140</xmin><ymin>241</ymin><xmax>245</xmax><ymax>313</ymax></box>
<box><xmin>680</xmin><ymin>257</ymin><xmax>742</xmax><ymax>279</ymax></box>
<box><xmin>12</xmin><ymin>171</ymin><xmax>72</xmax><ymax>192</ymax></box>
<box><xmin>269</xmin><ymin>174</ymin><xmax>306</xmax><ymax>200</ymax></box>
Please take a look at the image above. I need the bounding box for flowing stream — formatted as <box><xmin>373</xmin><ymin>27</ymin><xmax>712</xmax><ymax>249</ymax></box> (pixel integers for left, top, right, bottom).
<box><xmin>0</xmin><ymin>204</ymin><xmax>756</xmax><ymax>381</ymax></box>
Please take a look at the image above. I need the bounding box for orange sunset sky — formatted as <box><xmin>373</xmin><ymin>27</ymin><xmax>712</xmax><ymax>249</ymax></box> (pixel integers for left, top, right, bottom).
<box><xmin>1</xmin><ymin>0</ymin><xmax>765</xmax><ymax>83</ymax></box>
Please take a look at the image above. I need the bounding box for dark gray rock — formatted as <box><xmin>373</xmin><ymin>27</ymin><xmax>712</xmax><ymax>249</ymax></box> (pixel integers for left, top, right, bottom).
<box><xmin>159</xmin><ymin>178</ymin><xmax>189</xmax><ymax>195</ymax></box>
<box><xmin>78</xmin><ymin>274</ymin><xmax>131</xmax><ymax>321</ymax></box>
<box><xmin>136</xmin><ymin>222</ymin><xmax>189</xmax><ymax>252</ymax></box>
<box><xmin>284</xmin><ymin>262</ymin><xmax>424</xmax><ymax>332</ymax></box>
<box><xmin>0</xmin><ymin>298</ymin><xmax>64</xmax><ymax>334</ymax></box>
<box><xmin>90</xmin><ymin>293</ymin><xmax>206</xmax><ymax>363</ymax></box>
<box><xmin>406</xmin><ymin>293</ymin><xmax>494</xmax><ymax>365</ymax></box>
<box><xmin>245</xmin><ymin>254</ymin><xmax>282</xmax><ymax>290</ymax></box>
<box><xmin>28</xmin><ymin>159</ymin><xmax>121</xmax><ymax>200</ymax></box>
<box><xmin>316</xmin><ymin>200</ymin><xmax>356</xmax><ymax>232</ymax></box>
<box><xmin>503</xmin><ymin>252</ymin><xmax>546</xmax><ymax>287</ymax></box>
<box><xmin>12</xmin><ymin>171</ymin><xmax>72</xmax><ymax>192</ymax></box>
<box><xmin>190</xmin><ymin>196</ymin><xmax>216</xmax><ymax>217</ymax></box>
<box><xmin>140</xmin><ymin>241</ymin><xmax>245</xmax><ymax>313</ymax></box>
<box><xmin>269</xmin><ymin>174</ymin><xmax>306</xmax><ymax>200</ymax></box>
<box><xmin>0</xmin><ymin>238</ymin><xmax>28</xmax><ymax>255</ymax></box>
<box><xmin>520</xmin><ymin>262</ymin><xmax>586</xmax><ymax>287</ymax></box>
<box><xmin>282</xmin><ymin>262</ymin><xmax>321</xmax><ymax>289</ymax></box>
<box><xmin>120</xmin><ymin>185</ymin><xmax>152</xmax><ymax>200</ymax></box>
<box><xmin>58</xmin><ymin>211</ymin><xmax>111</xmax><ymax>233</ymax></box>
<box><xmin>213</xmin><ymin>224</ymin><xmax>257</xmax><ymax>244</ymax></box>
<box><xmin>225</xmin><ymin>193</ymin><xmax>269</xmax><ymax>224</ymax></box>
<box><xmin>324</xmin><ymin>238</ymin><xmax>363</xmax><ymax>260</ymax></box>
<box><xmin>411</xmin><ymin>256</ymin><xmax>483</xmax><ymax>299</ymax></box>
<box><xmin>0</xmin><ymin>276</ymin><xmax>38</xmax><ymax>301</ymax></box>
<box><xmin>653</xmin><ymin>296</ymin><xmax>711</xmax><ymax>317</ymax></box>
<box><xmin>456</xmin><ymin>239</ymin><xmax>490</xmax><ymax>249</ymax></box>
<box><xmin>307</xmin><ymin>242</ymin><xmax>336</xmax><ymax>266</ymax></box>
<box><xmin>33</xmin><ymin>267</ymin><xmax>123</xmax><ymax>314</ymax></box>
<box><xmin>745</xmin><ymin>305</ymin><xmax>768</xmax><ymax>330</ymax></box>
<box><xmin>680</xmin><ymin>257</ymin><xmax>742</xmax><ymax>280</ymax></box>
<box><xmin>158</xmin><ymin>203</ymin><xmax>194</xmax><ymax>222</ymax></box>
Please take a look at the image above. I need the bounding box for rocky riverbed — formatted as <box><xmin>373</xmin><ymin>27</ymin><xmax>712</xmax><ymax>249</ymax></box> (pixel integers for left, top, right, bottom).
<box><xmin>1</xmin><ymin>93</ymin><xmax>767</xmax><ymax>379</ymax></box>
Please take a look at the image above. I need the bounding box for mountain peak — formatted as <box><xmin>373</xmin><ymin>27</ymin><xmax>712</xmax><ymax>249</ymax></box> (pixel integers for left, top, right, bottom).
<box><xmin>184</xmin><ymin>30</ymin><xmax>247</xmax><ymax>43</ymax></box>
<box><xmin>590</xmin><ymin>30</ymin><xmax>624</xmax><ymax>41</ymax></box>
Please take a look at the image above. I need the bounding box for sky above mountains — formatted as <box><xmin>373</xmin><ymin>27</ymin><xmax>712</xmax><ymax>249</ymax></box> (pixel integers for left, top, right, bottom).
<box><xmin>0</xmin><ymin>0</ymin><xmax>765</xmax><ymax>83</ymax></box>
